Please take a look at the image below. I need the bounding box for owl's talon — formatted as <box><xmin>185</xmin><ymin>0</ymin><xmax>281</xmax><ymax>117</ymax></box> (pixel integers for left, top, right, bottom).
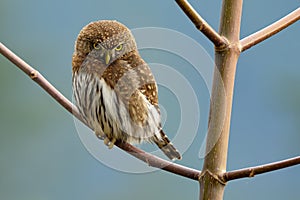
<box><xmin>108</xmin><ymin>138</ymin><xmax>116</xmax><ymax>149</ymax></box>
<box><xmin>104</xmin><ymin>137</ymin><xmax>110</xmax><ymax>146</ymax></box>
<box><xmin>95</xmin><ymin>131</ymin><xmax>106</xmax><ymax>140</ymax></box>
<box><xmin>103</xmin><ymin>137</ymin><xmax>116</xmax><ymax>149</ymax></box>
<box><xmin>96</xmin><ymin>135</ymin><xmax>106</xmax><ymax>140</ymax></box>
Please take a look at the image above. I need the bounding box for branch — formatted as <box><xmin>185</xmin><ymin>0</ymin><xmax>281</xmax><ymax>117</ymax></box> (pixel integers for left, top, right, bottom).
<box><xmin>117</xmin><ymin>141</ymin><xmax>200</xmax><ymax>180</ymax></box>
<box><xmin>175</xmin><ymin>0</ymin><xmax>228</xmax><ymax>48</ymax></box>
<box><xmin>0</xmin><ymin>42</ymin><xmax>201</xmax><ymax>181</ymax></box>
<box><xmin>240</xmin><ymin>7</ymin><xmax>300</xmax><ymax>51</ymax></box>
<box><xmin>223</xmin><ymin>156</ymin><xmax>300</xmax><ymax>182</ymax></box>
<box><xmin>0</xmin><ymin>43</ymin><xmax>81</xmax><ymax>120</ymax></box>
<box><xmin>199</xmin><ymin>0</ymin><xmax>243</xmax><ymax>199</ymax></box>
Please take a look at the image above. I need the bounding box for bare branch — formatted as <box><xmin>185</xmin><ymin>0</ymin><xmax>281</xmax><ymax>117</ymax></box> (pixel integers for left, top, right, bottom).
<box><xmin>117</xmin><ymin>141</ymin><xmax>200</xmax><ymax>180</ymax></box>
<box><xmin>0</xmin><ymin>42</ymin><xmax>201</xmax><ymax>181</ymax></box>
<box><xmin>0</xmin><ymin>42</ymin><xmax>81</xmax><ymax>120</ymax></box>
<box><xmin>223</xmin><ymin>156</ymin><xmax>300</xmax><ymax>182</ymax></box>
<box><xmin>240</xmin><ymin>7</ymin><xmax>300</xmax><ymax>52</ymax></box>
<box><xmin>199</xmin><ymin>0</ymin><xmax>243</xmax><ymax>199</ymax></box>
<box><xmin>175</xmin><ymin>0</ymin><xmax>228</xmax><ymax>48</ymax></box>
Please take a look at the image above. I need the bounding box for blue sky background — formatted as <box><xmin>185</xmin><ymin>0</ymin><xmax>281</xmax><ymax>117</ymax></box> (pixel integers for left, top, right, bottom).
<box><xmin>0</xmin><ymin>0</ymin><xmax>299</xmax><ymax>199</ymax></box>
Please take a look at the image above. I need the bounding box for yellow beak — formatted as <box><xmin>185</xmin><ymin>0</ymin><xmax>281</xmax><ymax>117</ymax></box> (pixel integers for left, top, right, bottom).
<box><xmin>105</xmin><ymin>51</ymin><xmax>111</xmax><ymax>65</ymax></box>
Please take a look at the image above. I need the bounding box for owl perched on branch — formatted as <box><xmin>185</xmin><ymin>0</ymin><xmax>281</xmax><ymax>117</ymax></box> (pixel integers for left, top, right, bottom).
<box><xmin>72</xmin><ymin>20</ymin><xmax>181</xmax><ymax>160</ymax></box>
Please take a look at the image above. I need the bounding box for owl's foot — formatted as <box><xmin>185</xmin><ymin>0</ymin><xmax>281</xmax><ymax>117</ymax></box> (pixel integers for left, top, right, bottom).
<box><xmin>104</xmin><ymin>137</ymin><xmax>116</xmax><ymax>149</ymax></box>
<box><xmin>95</xmin><ymin>131</ymin><xmax>106</xmax><ymax>140</ymax></box>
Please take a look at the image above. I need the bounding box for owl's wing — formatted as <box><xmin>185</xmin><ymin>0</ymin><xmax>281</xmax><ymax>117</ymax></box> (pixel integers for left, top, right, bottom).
<box><xmin>134</xmin><ymin>63</ymin><xmax>159</xmax><ymax>107</ymax></box>
<box><xmin>130</xmin><ymin>63</ymin><xmax>181</xmax><ymax>160</ymax></box>
<box><xmin>100</xmin><ymin>57</ymin><xmax>181</xmax><ymax>159</ymax></box>
<box><xmin>98</xmin><ymin>60</ymin><xmax>161</xmax><ymax>142</ymax></box>
<box><xmin>102</xmin><ymin>55</ymin><xmax>160</xmax><ymax>120</ymax></box>
<box><xmin>118</xmin><ymin>53</ymin><xmax>159</xmax><ymax>107</ymax></box>
<box><xmin>129</xmin><ymin>61</ymin><xmax>161</xmax><ymax>126</ymax></box>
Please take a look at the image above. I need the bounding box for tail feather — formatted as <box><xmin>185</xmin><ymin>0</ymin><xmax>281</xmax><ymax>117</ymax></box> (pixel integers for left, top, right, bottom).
<box><xmin>154</xmin><ymin>130</ymin><xmax>182</xmax><ymax>160</ymax></box>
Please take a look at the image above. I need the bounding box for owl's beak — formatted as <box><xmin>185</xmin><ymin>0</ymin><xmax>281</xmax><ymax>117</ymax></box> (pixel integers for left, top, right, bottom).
<box><xmin>105</xmin><ymin>51</ymin><xmax>111</xmax><ymax>65</ymax></box>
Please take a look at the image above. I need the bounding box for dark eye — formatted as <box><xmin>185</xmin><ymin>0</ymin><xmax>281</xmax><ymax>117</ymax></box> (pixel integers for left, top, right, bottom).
<box><xmin>115</xmin><ymin>44</ymin><xmax>123</xmax><ymax>51</ymax></box>
<box><xmin>93</xmin><ymin>43</ymin><xmax>101</xmax><ymax>50</ymax></box>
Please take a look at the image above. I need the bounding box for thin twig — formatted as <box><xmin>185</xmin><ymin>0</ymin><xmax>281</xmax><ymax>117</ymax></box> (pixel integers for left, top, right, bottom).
<box><xmin>240</xmin><ymin>7</ymin><xmax>300</xmax><ymax>51</ymax></box>
<box><xmin>223</xmin><ymin>156</ymin><xmax>300</xmax><ymax>182</ymax></box>
<box><xmin>0</xmin><ymin>42</ymin><xmax>201</xmax><ymax>181</ymax></box>
<box><xmin>175</xmin><ymin>0</ymin><xmax>228</xmax><ymax>48</ymax></box>
<box><xmin>0</xmin><ymin>42</ymin><xmax>81</xmax><ymax>120</ymax></box>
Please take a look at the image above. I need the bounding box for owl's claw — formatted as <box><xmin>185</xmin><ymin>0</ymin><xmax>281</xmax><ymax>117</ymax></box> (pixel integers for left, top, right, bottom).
<box><xmin>104</xmin><ymin>137</ymin><xmax>116</xmax><ymax>149</ymax></box>
<box><xmin>95</xmin><ymin>131</ymin><xmax>106</xmax><ymax>140</ymax></box>
<box><xmin>96</xmin><ymin>132</ymin><xmax>116</xmax><ymax>149</ymax></box>
<box><xmin>108</xmin><ymin>138</ymin><xmax>116</xmax><ymax>149</ymax></box>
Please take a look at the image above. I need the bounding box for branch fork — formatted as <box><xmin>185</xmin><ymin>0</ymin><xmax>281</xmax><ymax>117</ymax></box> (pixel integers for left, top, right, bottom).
<box><xmin>176</xmin><ymin>0</ymin><xmax>229</xmax><ymax>49</ymax></box>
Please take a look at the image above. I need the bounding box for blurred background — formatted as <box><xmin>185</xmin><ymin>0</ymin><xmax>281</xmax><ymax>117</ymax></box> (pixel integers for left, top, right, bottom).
<box><xmin>0</xmin><ymin>0</ymin><xmax>299</xmax><ymax>199</ymax></box>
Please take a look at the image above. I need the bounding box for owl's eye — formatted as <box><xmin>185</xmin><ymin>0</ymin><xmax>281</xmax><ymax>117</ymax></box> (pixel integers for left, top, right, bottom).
<box><xmin>115</xmin><ymin>44</ymin><xmax>123</xmax><ymax>51</ymax></box>
<box><xmin>93</xmin><ymin>43</ymin><xmax>101</xmax><ymax>50</ymax></box>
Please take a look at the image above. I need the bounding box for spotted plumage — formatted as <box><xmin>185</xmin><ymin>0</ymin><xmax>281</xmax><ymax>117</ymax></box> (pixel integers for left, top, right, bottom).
<box><xmin>72</xmin><ymin>20</ymin><xmax>181</xmax><ymax>160</ymax></box>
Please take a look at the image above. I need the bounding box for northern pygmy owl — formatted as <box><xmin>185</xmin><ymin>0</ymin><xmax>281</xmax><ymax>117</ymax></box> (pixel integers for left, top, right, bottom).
<box><xmin>72</xmin><ymin>20</ymin><xmax>181</xmax><ymax>160</ymax></box>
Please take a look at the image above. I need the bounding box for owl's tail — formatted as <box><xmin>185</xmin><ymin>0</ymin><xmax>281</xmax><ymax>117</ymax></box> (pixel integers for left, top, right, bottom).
<box><xmin>154</xmin><ymin>130</ymin><xmax>182</xmax><ymax>160</ymax></box>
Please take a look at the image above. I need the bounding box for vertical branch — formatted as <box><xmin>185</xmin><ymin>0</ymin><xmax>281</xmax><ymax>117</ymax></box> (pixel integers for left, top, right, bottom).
<box><xmin>199</xmin><ymin>0</ymin><xmax>243</xmax><ymax>200</ymax></box>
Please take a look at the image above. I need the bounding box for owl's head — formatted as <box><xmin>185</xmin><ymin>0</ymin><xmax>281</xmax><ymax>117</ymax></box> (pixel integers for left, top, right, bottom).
<box><xmin>73</xmin><ymin>20</ymin><xmax>137</xmax><ymax>72</ymax></box>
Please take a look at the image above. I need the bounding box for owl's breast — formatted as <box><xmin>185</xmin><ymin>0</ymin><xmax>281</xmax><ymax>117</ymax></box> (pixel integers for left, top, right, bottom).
<box><xmin>73</xmin><ymin>71</ymin><xmax>162</xmax><ymax>144</ymax></box>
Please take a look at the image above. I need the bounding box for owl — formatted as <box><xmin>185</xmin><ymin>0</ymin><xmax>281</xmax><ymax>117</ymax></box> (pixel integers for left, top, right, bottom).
<box><xmin>72</xmin><ymin>20</ymin><xmax>181</xmax><ymax>160</ymax></box>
